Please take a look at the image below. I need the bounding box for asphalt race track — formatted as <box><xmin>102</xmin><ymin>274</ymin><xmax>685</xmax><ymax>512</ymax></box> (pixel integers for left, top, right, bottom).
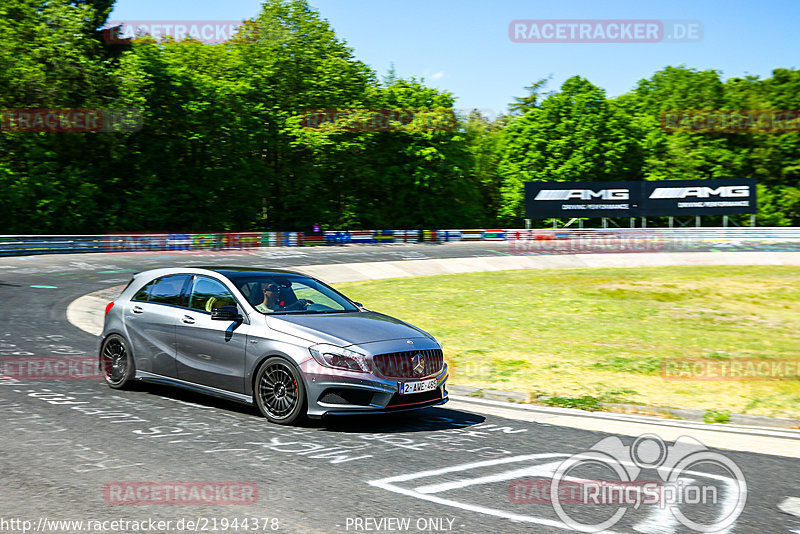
<box><xmin>1</xmin><ymin>243</ymin><xmax>799</xmax><ymax>534</ymax></box>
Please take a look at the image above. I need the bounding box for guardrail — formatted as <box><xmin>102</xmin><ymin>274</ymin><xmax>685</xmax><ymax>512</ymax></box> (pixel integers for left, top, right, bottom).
<box><xmin>1</xmin><ymin>228</ymin><xmax>800</xmax><ymax>257</ymax></box>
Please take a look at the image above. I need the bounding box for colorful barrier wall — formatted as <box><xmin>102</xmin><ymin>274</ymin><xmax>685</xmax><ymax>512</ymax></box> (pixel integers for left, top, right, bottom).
<box><xmin>2</xmin><ymin>227</ymin><xmax>800</xmax><ymax>256</ymax></box>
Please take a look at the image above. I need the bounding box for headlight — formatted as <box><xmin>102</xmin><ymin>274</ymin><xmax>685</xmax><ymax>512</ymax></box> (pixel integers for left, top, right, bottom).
<box><xmin>309</xmin><ymin>344</ymin><xmax>371</xmax><ymax>373</ymax></box>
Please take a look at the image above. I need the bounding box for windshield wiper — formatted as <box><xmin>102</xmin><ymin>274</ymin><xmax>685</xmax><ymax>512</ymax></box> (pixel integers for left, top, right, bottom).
<box><xmin>268</xmin><ymin>309</ymin><xmax>358</xmax><ymax>315</ymax></box>
<box><xmin>299</xmin><ymin>309</ymin><xmax>354</xmax><ymax>314</ymax></box>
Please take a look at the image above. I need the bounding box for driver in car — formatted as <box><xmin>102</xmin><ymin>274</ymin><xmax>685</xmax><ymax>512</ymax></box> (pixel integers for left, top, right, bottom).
<box><xmin>255</xmin><ymin>281</ymin><xmax>314</xmax><ymax>313</ymax></box>
<box><xmin>256</xmin><ymin>282</ymin><xmax>282</xmax><ymax>313</ymax></box>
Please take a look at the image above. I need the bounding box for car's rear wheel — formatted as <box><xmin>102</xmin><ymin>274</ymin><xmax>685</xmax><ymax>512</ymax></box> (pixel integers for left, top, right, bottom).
<box><xmin>254</xmin><ymin>357</ymin><xmax>306</xmax><ymax>425</ymax></box>
<box><xmin>100</xmin><ymin>334</ymin><xmax>135</xmax><ymax>389</ymax></box>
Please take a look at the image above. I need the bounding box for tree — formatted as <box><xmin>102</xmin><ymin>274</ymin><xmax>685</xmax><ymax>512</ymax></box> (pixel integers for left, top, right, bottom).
<box><xmin>0</xmin><ymin>0</ymin><xmax>128</xmax><ymax>233</ymax></box>
<box><xmin>460</xmin><ymin>109</ymin><xmax>507</xmax><ymax>224</ymax></box>
<box><xmin>497</xmin><ymin>76</ymin><xmax>642</xmax><ymax>223</ymax></box>
<box><xmin>508</xmin><ymin>77</ymin><xmax>550</xmax><ymax>116</ymax></box>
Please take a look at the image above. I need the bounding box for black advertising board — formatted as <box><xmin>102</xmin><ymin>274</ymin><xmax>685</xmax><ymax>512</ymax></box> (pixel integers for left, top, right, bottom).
<box><xmin>524</xmin><ymin>181</ymin><xmax>638</xmax><ymax>218</ymax></box>
<box><xmin>524</xmin><ymin>179</ymin><xmax>757</xmax><ymax>219</ymax></box>
<box><xmin>640</xmin><ymin>178</ymin><xmax>757</xmax><ymax>217</ymax></box>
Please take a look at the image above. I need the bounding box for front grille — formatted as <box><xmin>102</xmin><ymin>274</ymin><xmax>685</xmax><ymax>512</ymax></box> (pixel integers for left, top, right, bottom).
<box><xmin>319</xmin><ymin>388</ymin><xmax>374</xmax><ymax>406</ymax></box>
<box><xmin>386</xmin><ymin>389</ymin><xmax>442</xmax><ymax>409</ymax></box>
<box><xmin>373</xmin><ymin>349</ymin><xmax>443</xmax><ymax>379</ymax></box>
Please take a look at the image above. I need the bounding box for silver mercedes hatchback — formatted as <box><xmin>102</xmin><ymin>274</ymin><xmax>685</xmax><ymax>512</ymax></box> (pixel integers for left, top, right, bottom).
<box><xmin>99</xmin><ymin>267</ymin><xmax>448</xmax><ymax>424</ymax></box>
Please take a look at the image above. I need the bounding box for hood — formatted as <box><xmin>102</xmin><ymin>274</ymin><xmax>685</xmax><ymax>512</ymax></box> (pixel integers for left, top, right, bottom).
<box><xmin>264</xmin><ymin>311</ymin><xmax>435</xmax><ymax>347</ymax></box>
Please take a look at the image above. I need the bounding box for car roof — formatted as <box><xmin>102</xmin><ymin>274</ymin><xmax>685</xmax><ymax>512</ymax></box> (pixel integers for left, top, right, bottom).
<box><xmin>197</xmin><ymin>266</ymin><xmax>307</xmax><ymax>280</ymax></box>
<box><xmin>132</xmin><ymin>266</ymin><xmax>308</xmax><ymax>281</ymax></box>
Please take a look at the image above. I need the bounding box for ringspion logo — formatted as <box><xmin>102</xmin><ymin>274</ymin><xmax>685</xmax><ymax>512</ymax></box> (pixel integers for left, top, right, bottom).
<box><xmin>510</xmin><ymin>479</ymin><xmax>664</xmax><ymax>505</ymax></box>
<box><xmin>549</xmin><ymin>434</ymin><xmax>746</xmax><ymax>532</ymax></box>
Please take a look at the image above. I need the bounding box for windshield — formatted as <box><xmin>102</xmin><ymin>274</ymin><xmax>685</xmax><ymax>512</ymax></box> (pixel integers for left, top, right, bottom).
<box><xmin>232</xmin><ymin>275</ymin><xmax>359</xmax><ymax>315</ymax></box>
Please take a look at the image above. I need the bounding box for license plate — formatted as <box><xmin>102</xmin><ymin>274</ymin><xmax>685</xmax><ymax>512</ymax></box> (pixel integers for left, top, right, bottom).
<box><xmin>399</xmin><ymin>378</ymin><xmax>437</xmax><ymax>395</ymax></box>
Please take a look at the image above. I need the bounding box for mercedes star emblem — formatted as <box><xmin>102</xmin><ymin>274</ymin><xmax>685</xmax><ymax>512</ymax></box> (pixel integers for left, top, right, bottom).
<box><xmin>412</xmin><ymin>353</ymin><xmax>425</xmax><ymax>375</ymax></box>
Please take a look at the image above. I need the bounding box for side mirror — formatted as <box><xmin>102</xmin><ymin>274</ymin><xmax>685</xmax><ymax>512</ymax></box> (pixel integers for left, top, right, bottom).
<box><xmin>211</xmin><ymin>305</ymin><xmax>243</xmax><ymax>322</ymax></box>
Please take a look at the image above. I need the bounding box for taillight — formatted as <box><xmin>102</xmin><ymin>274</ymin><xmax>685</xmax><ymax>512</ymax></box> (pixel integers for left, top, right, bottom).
<box><xmin>105</xmin><ymin>302</ymin><xmax>115</xmax><ymax>316</ymax></box>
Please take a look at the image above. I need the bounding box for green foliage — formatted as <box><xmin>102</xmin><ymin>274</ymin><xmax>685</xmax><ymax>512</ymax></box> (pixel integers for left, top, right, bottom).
<box><xmin>497</xmin><ymin>76</ymin><xmax>643</xmax><ymax>223</ymax></box>
<box><xmin>1</xmin><ymin>3</ymin><xmax>799</xmax><ymax>232</ymax></box>
<box><xmin>498</xmin><ymin>65</ymin><xmax>800</xmax><ymax>226</ymax></box>
<box><xmin>756</xmin><ymin>184</ymin><xmax>800</xmax><ymax>226</ymax></box>
<box><xmin>703</xmin><ymin>409</ymin><xmax>731</xmax><ymax>424</ymax></box>
<box><xmin>460</xmin><ymin>110</ymin><xmax>510</xmax><ymax>225</ymax></box>
<box><xmin>508</xmin><ymin>77</ymin><xmax>551</xmax><ymax>116</ymax></box>
<box><xmin>543</xmin><ymin>395</ymin><xmax>603</xmax><ymax>411</ymax></box>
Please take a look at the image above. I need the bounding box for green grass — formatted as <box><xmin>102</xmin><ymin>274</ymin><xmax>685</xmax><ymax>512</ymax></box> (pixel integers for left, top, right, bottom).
<box><xmin>543</xmin><ymin>395</ymin><xmax>603</xmax><ymax>411</ymax></box>
<box><xmin>336</xmin><ymin>265</ymin><xmax>800</xmax><ymax>419</ymax></box>
<box><xmin>703</xmin><ymin>409</ymin><xmax>732</xmax><ymax>424</ymax></box>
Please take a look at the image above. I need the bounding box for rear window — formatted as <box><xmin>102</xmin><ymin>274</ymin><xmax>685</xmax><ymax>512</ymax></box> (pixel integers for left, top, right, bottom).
<box><xmin>132</xmin><ymin>280</ymin><xmax>154</xmax><ymax>302</ymax></box>
<box><xmin>145</xmin><ymin>275</ymin><xmax>190</xmax><ymax>306</ymax></box>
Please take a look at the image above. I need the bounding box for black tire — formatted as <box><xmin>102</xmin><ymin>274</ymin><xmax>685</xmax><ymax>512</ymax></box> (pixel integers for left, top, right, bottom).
<box><xmin>254</xmin><ymin>357</ymin><xmax>307</xmax><ymax>425</ymax></box>
<box><xmin>100</xmin><ymin>334</ymin><xmax>135</xmax><ymax>389</ymax></box>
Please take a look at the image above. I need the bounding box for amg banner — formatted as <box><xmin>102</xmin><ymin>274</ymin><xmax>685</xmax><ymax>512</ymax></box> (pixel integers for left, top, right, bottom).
<box><xmin>642</xmin><ymin>178</ymin><xmax>757</xmax><ymax>216</ymax></box>
<box><xmin>524</xmin><ymin>179</ymin><xmax>757</xmax><ymax>218</ymax></box>
<box><xmin>525</xmin><ymin>181</ymin><xmax>639</xmax><ymax>218</ymax></box>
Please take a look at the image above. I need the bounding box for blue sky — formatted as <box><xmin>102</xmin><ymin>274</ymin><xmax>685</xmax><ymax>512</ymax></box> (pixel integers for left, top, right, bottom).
<box><xmin>110</xmin><ymin>0</ymin><xmax>800</xmax><ymax>118</ymax></box>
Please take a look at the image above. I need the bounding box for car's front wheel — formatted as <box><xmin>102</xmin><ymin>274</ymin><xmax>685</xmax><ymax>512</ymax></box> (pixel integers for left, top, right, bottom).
<box><xmin>254</xmin><ymin>357</ymin><xmax>306</xmax><ymax>425</ymax></box>
<box><xmin>100</xmin><ymin>334</ymin><xmax>135</xmax><ymax>389</ymax></box>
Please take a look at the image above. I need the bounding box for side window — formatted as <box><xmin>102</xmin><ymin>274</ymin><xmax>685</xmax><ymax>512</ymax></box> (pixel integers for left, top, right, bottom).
<box><xmin>148</xmin><ymin>275</ymin><xmax>191</xmax><ymax>306</ymax></box>
<box><xmin>238</xmin><ymin>282</ymin><xmax>260</xmax><ymax>306</ymax></box>
<box><xmin>188</xmin><ymin>277</ymin><xmax>237</xmax><ymax>313</ymax></box>
<box><xmin>132</xmin><ymin>280</ymin><xmax>154</xmax><ymax>302</ymax></box>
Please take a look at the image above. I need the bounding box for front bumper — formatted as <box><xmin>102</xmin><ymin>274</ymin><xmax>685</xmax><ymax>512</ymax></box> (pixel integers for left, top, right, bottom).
<box><xmin>300</xmin><ymin>361</ymin><xmax>449</xmax><ymax>418</ymax></box>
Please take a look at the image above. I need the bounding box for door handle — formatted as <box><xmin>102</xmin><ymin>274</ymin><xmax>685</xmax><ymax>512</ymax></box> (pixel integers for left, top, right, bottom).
<box><xmin>181</xmin><ymin>315</ymin><xmax>195</xmax><ymax>325</ymax></box>
<box><xmin>132</xmin><ymin>306</ymin><xmax>144</xmax><ymax>314</ymax></box>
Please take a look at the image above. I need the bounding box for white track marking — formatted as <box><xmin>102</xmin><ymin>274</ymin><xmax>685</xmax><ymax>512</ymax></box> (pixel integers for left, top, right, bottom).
<box><xmin>369</xmin><ymin>454</ymin><xmax>619</xmax><ymax>533</ymax></box>
<box><xmin>414</xmin><ymin>461</ymin><xmax>563</xmax><ymax>494</ymax></box>
<box><xmin>370</xmin><ymin>453</ymin><xmax>745</xmax><ymax>534</ymax></box>
<box><xmin>779</xmin><ymin>497</ymin><xmax>800</xmax><ymax>518</ymax></box>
